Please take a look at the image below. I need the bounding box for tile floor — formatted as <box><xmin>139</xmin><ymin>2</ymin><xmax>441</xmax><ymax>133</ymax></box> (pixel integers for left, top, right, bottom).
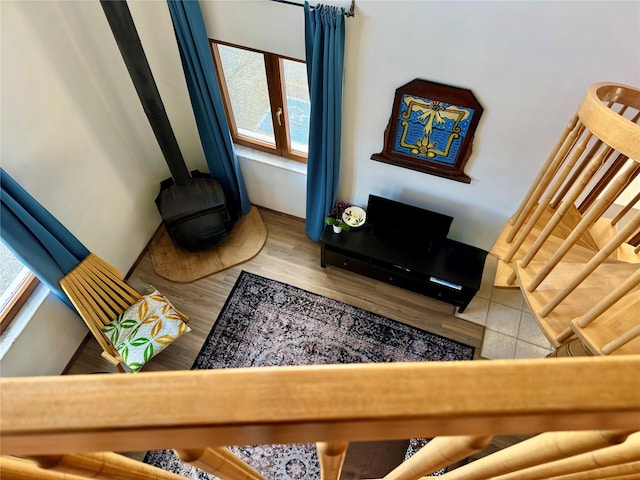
<box><xmin>455</xmin><ymin>255</ymin><xmax>555</xmax><ymax>359</ymax></box>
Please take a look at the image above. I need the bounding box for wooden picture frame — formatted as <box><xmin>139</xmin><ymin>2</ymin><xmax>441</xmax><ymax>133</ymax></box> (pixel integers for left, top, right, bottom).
<box><xmin>371</xmin><ymin>79</ymin><xmax>483</xmax><ymax>184</ymax></box>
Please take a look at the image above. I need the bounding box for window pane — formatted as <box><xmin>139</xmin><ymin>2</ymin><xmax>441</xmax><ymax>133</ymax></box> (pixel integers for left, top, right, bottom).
<box><xmin>282</xmin><ymin>59</ymin><xmax>310</xmax><ymax>154</ymax></box>
<box><xmin>217</xmin><ymin>45</ymin><xmax>275</xmax><ymax>145</ymax></box>
<box><xmin>0</xmin><ymin>242</ymin><xmax>30</xmax><ymax>313</ymax></box>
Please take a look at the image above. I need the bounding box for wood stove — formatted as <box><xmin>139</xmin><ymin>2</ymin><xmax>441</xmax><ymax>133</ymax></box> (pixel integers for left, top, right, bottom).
<box><xmin>155</xmin><ymin>171</ymin><xmax>232</xmax><ymax>252</ymax></box>
<box><xmin>101</xmin><ymin>0</ymin><xmax>233</xmax><ymax>252</ymax></box>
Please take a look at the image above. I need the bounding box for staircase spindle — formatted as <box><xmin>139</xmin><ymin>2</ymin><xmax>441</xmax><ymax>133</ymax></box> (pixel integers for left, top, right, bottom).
<box><xmin>609</xmin><ymin>163</ymin><xmax>640</xmax><ymax>209</ymax></box>
<box><xmin>577</xmin><ymin>154</ymin><xmax>629</xmax><ymax>213</ymax></box>
<box><xmin>575</xmin><ymin>268</ymin><xmax>640</xmax><ymax>331</ymax></box>
<box><xmin>507</xmin><ymin>115</ymin><xmax>580</xmax><ymax>232</ymax></box>
<box><xmin>481</xmin><ymin>432</ymin><xmax>640</xmax><ymax>480</ymax></box>
<box><xmin>603</xmin><ymin>323</ymin><xmax>640</xmax><ymax>355</ymax></box>
<box><xmin>383</xmin><ymin>435</ymin><xmax>492</xmax><ymax>480</ymax></box>
<box><xmin>612</xmin><ymin>190</ymin><xmax>640</xmax><ymax>226</ymax></box>
<box><xmin>555</xmin><ymin>326</ymin><xmax>578</xmax><ymax>345</ymax></box>
<box><xmin>0</xmin><ymin>456</ymin><xmax>87</xmax><ymax>480</ymax></box>
<box><xmin>527</xmin><ymin>160</ymin><xmax>640</xmax><ymax>293</ymax></box>
<box><xmin>615</xmin><ymin>104</ymin><xmax>630</xmax><ymax>116</ymax></box>
<box><xmin>316</xmin><ymin>442</ymin><xmax>349</xmax><ymax>480</ymax></box>
<box><xmin>522</xmin><ymin>461</ymin><xmax>640</xmax><ymax>480</ymax></box>
<box><xmin>504</xmin><ymin>131</ymin><xmax>592</xmax><ymax>262</ymax></box>
<box><xmin>434</xmin><ymin>431</ymin><xmax>630</xmax><ymax>480</ymax></box>
<box><xmin>565</xmin><ymin>270</ymin><xmax>640</xmax><ymax>354</ymax></box>
<box><xmin>25</xmin><ymin>452</ymin><xmax>187</xmax><ymax>480</ymax></box>
<box><xmin>176</xmin><ymin>448</ymin><xmax>265</xmax><ymax>480</ymax></box>
<box><xmin>539</xmin><ymin>209</ymin><xmax>640</xmax><ymax>317</ymax></box>
<box><xmin>517</xmin><ymin>143</ymin><xmax>611</xmax><ymax>270</ymax></box>
<box><xmin>550</xmin><ymin>139</ymin><xmax>611</xmax><ymax>209</ymax></box>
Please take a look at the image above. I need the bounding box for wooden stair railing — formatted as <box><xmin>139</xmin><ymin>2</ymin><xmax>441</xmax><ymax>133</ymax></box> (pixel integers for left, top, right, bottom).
<box><xmin>22</xmin><ymin>452</ymin><xmax>191</xmax><ymax>480</ymax></box>
<box><xmin>2</xmin><ymin>358</ymin><xmax>640</xmax><ymax>480</ymax></box>
<box><xmin>383</xmin><ymin>435</ymin><xmax>493</xmax><ymax>479</ymax></box>
<box><xmin>562</xmin><ymin>274</ymin><xmax>640</xmax><ymax>355</ymax></box>
<box><xmin>454</xmin><ymin>433</ymin><xmax>640</xmax><ymax>480</ymax></box>
<box><xmin>490</xmin><ymin>82</ymin><xmax>640</xmax><ymax>355</ymax></box>
<box><xmin>491</xmin><ymin>83</ymin><xmax>640</xmax><ymax>288</ymax></box>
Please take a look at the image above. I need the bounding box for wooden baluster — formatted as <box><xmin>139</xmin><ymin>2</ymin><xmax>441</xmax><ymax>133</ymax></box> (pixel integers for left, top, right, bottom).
<box><xmin>604</xmin><ymin>472</ymin><xmax>640</xmax><ymax>480</ymax></box>
<box><xmin>576</xmin><ymin>268</ymin><xmax>640</xmax><ymax>330</ymax></box>
<box><xmin>176</xmin><ymin>448</ymin><xmax>265</xmax><ymax>480</ymax></box>
<box><xmin>555</xmin><ymin>326</ymin><xmax>580</xmax><ymax>345</ymax></box>
<box><xmin>611</xmin><ymin>190</ymin><xmax>640</xmax><ymax>226</ymax></box>
<box><xmin>616</xmin><ymin>104</ymin><xmax>629</xmax><ymax>115</ymax></box>
<box><xmin>504</xmin><ymin>130</ymin><xmax>591</xmax><ymax>263</ymax></box>
<box><xmin>603</xmin><ymin>323</ymin><xmax>640</xmax><ymax>355</ymax></box>
<box><xmin>434</xmin><ymin>431</ymin><xmax>630</xmax><ymax>480</ymax></box>
<box><xmin>607</xmin><ymin>163</ymin><xmax>640</xmax><ymax>212</ymax></box>
<box><xmin>627</xmin><ymin>228</ymin><xmax>640</xmax><ymax>247</ymax></box>
<box><xmin>555</xmin><ymin>269</ymin><xmax>640</xmax><ymax>349</ymax></box>
<box><xmin>550</xmin><ymin>139</ymin><xmax>610</xmax><ymax>209</ymax></box>
<box><xmin>539</xmin><ymin>209</ymin><xmax>640</xmax><ymax>317</ymax></box>
<box><xmin>316</xmin><ymin>442</ymin><xmax>349</xmax><ymax>480</ymax></box>
<box><xmin>578</xmin><ymin>154</ymin><xmax>628</xmax><ymax>213</ymax></box>
<box><xmin>26</xmin><ymin>452</ymin><xmax>188</xmax><ymax>480</ymax></box>
<box><xmin>522</xmin><ymin>160</ymin><xmax>632</xmax><ymax>290</ymax></box>
<box><xmin>527</xmin><ymin>160</ymin><xmax>639</xmax><ymax>293</ymax></box>
<box><xmin>507</xmin><ymin>114</ymin><xmax>580</xmax><ymax>230</ymax></box>
<box><xmin>0</xmin><ymin>456</ymin><xmax>85</xmax><ymax>480</ymax></box>
<box><xmin>517</xmin><ymin>143</ymin><xmax>611</xmax><ymax>269</ymax></box>
<box><xmin>531</xmin><ymin>461</ymin><xmax>640</xmax><ymax>480</ymax></box>
<box><xmin>384</xmin><ymin>435</ymin><xmax>492</xmax><ymax>480</ymax></box>
<box><xmin>470</xmin><ymin>431</ymin><xmax>640</xmax><ymax>480</ymax></box>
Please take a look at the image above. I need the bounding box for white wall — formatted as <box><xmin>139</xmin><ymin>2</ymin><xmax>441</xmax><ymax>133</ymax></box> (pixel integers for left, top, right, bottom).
<box><xmin>0</xmin><ymin>0</ymin><xmax>203</xmax><ymax>375</ymax></box>
<box><xmin>203</xmin><ymin>0</ymin><xmax>640</xmax><ymax>248</ymax></box>
<box><xmin>1</xmin><ymin>0</ymin><xmax>638</xmax><ymax>375</ymax></box>
<box><xmin>200</xmin><ymin>0</ymin><xmax>310</xmax><ymax>218</ymax></box>
<box><xmin>1</xmin><ymin>0</ymin><xmax>204</xmax><ymax>270</ymax></box>
<box><xmin>0</xmin><ymin>286</ymin><xmax>87</xmax><ymax>377</ymax></box>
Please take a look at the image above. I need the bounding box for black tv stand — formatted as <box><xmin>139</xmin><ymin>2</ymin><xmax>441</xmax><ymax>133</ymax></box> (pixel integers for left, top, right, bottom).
<box><xmin>320</xmin><ymin>197</ymin><xmax>488</xmax><ymax>313</ymax></box>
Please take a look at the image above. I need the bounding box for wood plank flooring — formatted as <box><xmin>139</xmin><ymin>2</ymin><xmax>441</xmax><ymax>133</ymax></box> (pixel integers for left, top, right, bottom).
<box><xmin>64</xmin><ymin>208</ymin><xmax>499</xmax><ymax>471</ymax></box>
<box><xmin>66</xmin><ymin>208</ymin><xmax>484</xmax><ymax>376</ymax></box>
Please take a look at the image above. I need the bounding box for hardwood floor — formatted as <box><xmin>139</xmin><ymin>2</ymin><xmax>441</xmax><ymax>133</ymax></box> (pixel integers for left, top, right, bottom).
<box><xmin>63</xmin><ymin>208</ymin><xmax>522</xmax><ymax>473</ymax></box>
<box><xmin>66</xmin><ymin>208</ymin><xmax>484</xmax><ymax>375</ymax></box>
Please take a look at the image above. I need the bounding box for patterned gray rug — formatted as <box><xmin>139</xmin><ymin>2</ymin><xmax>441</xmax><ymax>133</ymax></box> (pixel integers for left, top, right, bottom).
<box><xmin>144</xmin><ymin>271</ymin><xmax>474</xmax><ymax>479</ymax></box>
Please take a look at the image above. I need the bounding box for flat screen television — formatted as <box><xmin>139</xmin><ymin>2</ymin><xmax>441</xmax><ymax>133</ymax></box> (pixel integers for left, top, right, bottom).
<box><xmin>366</xmin><ymin>194</ymin><xmax>453</xmax><ymax>240</ymax></box>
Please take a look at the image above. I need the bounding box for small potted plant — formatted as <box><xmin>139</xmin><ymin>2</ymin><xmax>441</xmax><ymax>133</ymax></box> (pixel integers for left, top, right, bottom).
<box><xmin>325</xmin><ymin>199</ymin><xmax>351</xmax><ymax>233</ymax></box>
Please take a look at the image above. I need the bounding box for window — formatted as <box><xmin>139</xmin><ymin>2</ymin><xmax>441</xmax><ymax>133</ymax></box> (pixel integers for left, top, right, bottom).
<box><xmin>0</xmin><ymin>242</ymin><xmax>38</xmax><ymax>334</ymax></box>
<box><xmin>210</xmin><ymin>40</ymin><xmax>310</xmax><ymax>162</ymax></box>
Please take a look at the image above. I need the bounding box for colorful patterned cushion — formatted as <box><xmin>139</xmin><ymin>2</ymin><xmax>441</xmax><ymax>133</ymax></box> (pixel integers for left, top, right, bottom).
<box><xmin>101</xmin><ymin>290</ymin><xmax>190</xmax><ymax>372</ymax></box>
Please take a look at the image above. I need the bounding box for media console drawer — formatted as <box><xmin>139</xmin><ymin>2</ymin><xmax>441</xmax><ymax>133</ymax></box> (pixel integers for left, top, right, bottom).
<box><xmin>323</xmin><ymin>249</ymin><xmax>369</xmax><ymax>275</ymax></box>
<box><xmin>320</xmin><ymin>225</ymin><xmax>487</xmax><ymax>313</ymax></box>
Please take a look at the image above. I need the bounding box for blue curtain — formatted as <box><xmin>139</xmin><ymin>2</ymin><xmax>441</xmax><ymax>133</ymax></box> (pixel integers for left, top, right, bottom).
<box><xmin>166</xmin><ymin>0</ymin><xmax>250</xmax><ymax>220</ymax></box>
<box><xmin>0</xmin><ymin>169</ymin><xmax>89</xmax><ymax>308</ymax></box>
<box><xmin>304</xmin><ymin>1</ymin><xmax>345</xmax><ymax>241</ymax></box>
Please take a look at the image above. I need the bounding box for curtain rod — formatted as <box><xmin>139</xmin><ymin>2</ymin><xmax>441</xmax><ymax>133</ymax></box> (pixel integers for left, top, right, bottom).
<box><xmin>271</xmin><ymin>0</ymin><xmax>356</xmax><ymax>18</ymax></box>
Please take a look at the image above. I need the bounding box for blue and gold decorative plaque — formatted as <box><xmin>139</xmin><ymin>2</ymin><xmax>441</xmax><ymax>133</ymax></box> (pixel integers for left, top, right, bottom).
<box><xmin>372</xmin><ymin>79</ymin><xmax>483</xmax><ymax>184</ymax></box>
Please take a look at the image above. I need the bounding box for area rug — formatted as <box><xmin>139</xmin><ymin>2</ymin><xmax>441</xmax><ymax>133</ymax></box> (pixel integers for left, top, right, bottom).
<box><xmin>144</xmin><ymin>271</ymin><xmax>474</xmax><ymax>479</ymax></box>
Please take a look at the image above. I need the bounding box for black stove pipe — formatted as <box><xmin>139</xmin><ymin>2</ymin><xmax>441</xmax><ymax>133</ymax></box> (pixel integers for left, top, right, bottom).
<box><xmin>100</xmin><ymin>0</ymin><xmax>192</xmax><ymax>186</ymax></box>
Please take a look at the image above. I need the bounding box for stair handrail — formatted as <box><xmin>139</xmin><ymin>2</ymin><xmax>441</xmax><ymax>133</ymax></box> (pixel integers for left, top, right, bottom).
<box><xmin>2</xmin><ymin>357</ymin><xmax>640</xmax><ymax>457</ymax></box>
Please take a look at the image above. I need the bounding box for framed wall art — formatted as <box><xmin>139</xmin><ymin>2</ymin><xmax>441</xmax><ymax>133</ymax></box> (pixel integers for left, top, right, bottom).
<box><xmin>371</xmin><ymin>79</ymin><xmax>483</xmax><ymax>184</ymax></box>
